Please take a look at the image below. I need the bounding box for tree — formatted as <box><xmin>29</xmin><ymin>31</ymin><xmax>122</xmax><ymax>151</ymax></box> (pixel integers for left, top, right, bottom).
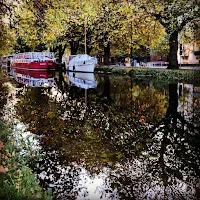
<box><xmin>0</xmin><ymin>0</ymin><xmax>17</xmax><ymax>55</ymax></box>
<box><xmin>13</xmin><ymin>0</ymin><xmax>54</xmax><ymax>52</ymax></box>
<box><xmin>91</xmin><ymin>0</ymin><xmax>123</xmax><ymax>64</ymax></box>
<box><xmin>44</xmin><ymin>0</ymin><xmax>93</xmax><ymax>60</ymax></box>
<box><xmin>13</xmin><ymin>7</ymin><xmax>39</xmax><ymax>52</ymax></box>
<box><xmin>113</xmin><ymin>2</ymin><xmax>166</xmax><ymax>59</ymax></box>
<box><xmin>0</xmin><ymin>20</ymin><xmax>15</xmax><ymax>56</ymax></box>
<box><xmin>150</xmin><ymin>34</ymin><xmax>169</xmax><ymax>60</ymax></box>
<box><xmin>139</xmin><ymin>0</ymin><xmax>200</xmax><ymax>69</ymax></box>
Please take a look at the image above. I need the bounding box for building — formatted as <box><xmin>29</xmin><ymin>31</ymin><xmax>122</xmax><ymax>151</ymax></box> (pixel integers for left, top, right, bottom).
<box><xmin>178</xmin><ymin>24</ymin><xmax>200</xmax><ymax>65</ymax></box>
<box><xmin>178</xmin><ymin>41</ymin><xmax>200</xmax><ymax>64</ymax></box>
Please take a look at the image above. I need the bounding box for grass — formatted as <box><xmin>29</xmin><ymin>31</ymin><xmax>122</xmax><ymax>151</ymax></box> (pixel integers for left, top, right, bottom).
<box><xmin>128</xmin><ymin>68</ymin><xmax>199</xmax><ymax>82</ymax></box>
<box><xmin>95</xmin><ymin>66</ymin><xmax>200</xmax><ymax>83</ymax></box>
<box><xmin>0</xmin><ymin>122</ymin><xmax>53</xmax><ymax>200</ymax></box>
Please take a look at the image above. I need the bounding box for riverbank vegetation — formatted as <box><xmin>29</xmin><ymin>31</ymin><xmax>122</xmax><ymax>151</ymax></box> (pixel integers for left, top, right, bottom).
<box><xmin>0</xmin><ymin>123</ymin><xmax>53</xmax><ymax>200</ymax></box>
<box><xmin>95</xmin><ymin>66</ymin><xmax>200</xmax><ymax>83</ymax></box>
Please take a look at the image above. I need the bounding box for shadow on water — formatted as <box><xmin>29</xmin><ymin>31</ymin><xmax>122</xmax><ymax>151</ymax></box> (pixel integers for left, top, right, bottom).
<box><xmin>1</xmin><ymin>69</ymin><xmax>200</xmax><ymax>199</ymax></box>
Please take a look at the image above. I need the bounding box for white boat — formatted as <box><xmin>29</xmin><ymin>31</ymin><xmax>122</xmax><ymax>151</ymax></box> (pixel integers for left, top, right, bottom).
<box><xmin>63</xmin><ymin>23</ymin><xmax>97</xmax><ymax>73</ymax></box>
<box><xmin>67</xmin><ymin>54</ymin><xmax>97</xmax><ymax>73</ymax></box>
<box><xmin>67</xmin><ymin>72</ymin><xmax>97</xmax><ymax>89</ymax></box>
<box><xmin>62</xmin><ymin>23</ymin><xmax>97</xmax><ymax>73</ymax></box>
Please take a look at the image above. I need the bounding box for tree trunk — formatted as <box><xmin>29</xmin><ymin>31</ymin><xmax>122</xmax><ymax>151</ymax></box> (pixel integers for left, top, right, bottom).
<box><xmin>103</xmin><ymin>42</ymin><xmax>110</xmax><ymax>65</ymax></box>
<box><xmin>69</xmin><ymin>41</ymin><xmax>79</xmax><ymax>55</ymax></box>
<box><xmin>167</xmin><ymin>31</ymin><xmax>179</xmax><ymax>69</ymax></box>
<box><xmin>87</xmin><ymin>46</ymin><xmax>92</xmax><ymax>55</ymax></box>
<box><xmin>50</xmin><ymin>46</ymin><xmax>59</xmax><ymax>53</ymax></box>
<box><xmin>58</xmin><ymin>44</ymin><xmax>67</xmax><ymax>63</ymax></box>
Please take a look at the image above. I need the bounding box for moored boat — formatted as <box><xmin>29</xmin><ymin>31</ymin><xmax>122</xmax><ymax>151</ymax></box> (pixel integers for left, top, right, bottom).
<box><xmin>67</xmin><ymin>54</ymin><xmax>97</xmax><ymax>73</ymax></box>
<box><xmin>12</xmin><ymin>52</ymin><xmax>55</xmax><ymax>71</ymax></box>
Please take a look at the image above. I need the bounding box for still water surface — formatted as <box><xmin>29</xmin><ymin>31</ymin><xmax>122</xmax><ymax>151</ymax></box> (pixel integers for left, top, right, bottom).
<box><xmin>1</xmin><ymin>71</ymin><xmax>200</xmax><ymax>200</ymax></box>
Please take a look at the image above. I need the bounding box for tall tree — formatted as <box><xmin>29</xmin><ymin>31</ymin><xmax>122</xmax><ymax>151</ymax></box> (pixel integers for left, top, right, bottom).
<box><xmin>92</xmin><ymin>0</ymin><xmax>122</xmax><ymax>64</ymax></box>
<box><xmin>13</xmin><ymin>0</ymin><xmax>52</xmax><ymax>52</ymax></box>
<box><xmin>138</xmin><ymin>0</ymin><xmax>200</xmax><ymax>69</ymax></box>
<box><xmin>0</xmin><ymin>0</ymin><xmax>17</xmax><ymax>55</ymax></box>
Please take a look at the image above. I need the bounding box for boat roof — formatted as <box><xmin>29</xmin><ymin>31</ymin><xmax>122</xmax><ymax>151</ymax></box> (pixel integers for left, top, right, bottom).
<box><xmin>14</xmin><ymin>52</ymin><xmax>55</xmax><ymax>59</ymax></box>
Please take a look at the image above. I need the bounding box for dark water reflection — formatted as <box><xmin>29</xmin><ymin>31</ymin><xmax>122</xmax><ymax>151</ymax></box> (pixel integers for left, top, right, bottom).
<box><xmin>1</xmin><ymin>70</ymin><xmax>200</xmax><ymax>199</ymax></box>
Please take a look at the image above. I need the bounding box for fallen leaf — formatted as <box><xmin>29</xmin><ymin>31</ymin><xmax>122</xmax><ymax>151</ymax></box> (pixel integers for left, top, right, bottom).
<box><xmin>16</xmin><ymin>184</ymin><xmax>20</xmax><ymax>189</ymax></box>
<box><xmin>0</xmin><ymin>165</ymin><xmax>9</xmax><ymax>174</ymax></box>
<box><xmin>2</xmin><ymin>161</ymin><xmax>6</xmax><ymax>166</ymax></box>
<box><xmin>0</xmin><ymin>141</ymin><xmax>5</xmax><ymax>150</ymax></box>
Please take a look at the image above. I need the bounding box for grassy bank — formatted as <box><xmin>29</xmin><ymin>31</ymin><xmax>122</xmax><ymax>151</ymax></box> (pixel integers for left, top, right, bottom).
<box><xmin>95</xmin><ymin>66</ymin><xmax>200</xmax><ymax>83</ymax></box>
<box><xmin>0</xmin><ymin>122</ymin><xmax>53</xmax><ymax>200</ymax></box>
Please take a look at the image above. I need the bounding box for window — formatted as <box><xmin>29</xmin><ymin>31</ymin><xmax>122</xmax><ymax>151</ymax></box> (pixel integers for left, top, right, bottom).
<box><xmin>196</xmin><ymin>56</ymin><xmax>200</xmax><ymax>59</ymax></box>
<box><xmin>182</xmin><ymin>56</ymin><xmax>188</xmax><ymax>60</ymax></box>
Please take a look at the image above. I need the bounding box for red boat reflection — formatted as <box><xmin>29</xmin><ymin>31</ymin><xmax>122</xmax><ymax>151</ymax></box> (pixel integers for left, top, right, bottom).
<box><xmin>13</xmin><ymin>69</ymin><xmax>55</xmax><ymax>87</ymax></box>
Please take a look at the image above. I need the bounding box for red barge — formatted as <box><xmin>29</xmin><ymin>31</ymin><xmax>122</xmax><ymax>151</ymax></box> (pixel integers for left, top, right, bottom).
<box><xmin>12</xmin><ymin>52</ymin><xmax>55</xmax><ymax>71</ymax></box>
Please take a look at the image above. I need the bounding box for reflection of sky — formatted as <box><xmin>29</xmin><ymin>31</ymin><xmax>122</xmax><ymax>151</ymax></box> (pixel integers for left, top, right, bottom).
<box><xmin>2</xmin><ymin>79</ymin><xmax>200</xmax><ymax>200</ymax></box>
<box><xmin>34</xmin><ymin>150</ymin><xmax>118</xmax><ymax>200</ymax></box>
<box><xmin>34</xmin><ymin>153</ymin><xmax>197</xmax><ymax>200</ymax></box>
<box><xmin>76</xmin><ymin>168</ymin><xmax>118</xmax><ymax>200</ymax></box>
<box><xmin>2</xmin><ymin>82</ymin><xmax>41</xmax><ymax>156</ymax></box>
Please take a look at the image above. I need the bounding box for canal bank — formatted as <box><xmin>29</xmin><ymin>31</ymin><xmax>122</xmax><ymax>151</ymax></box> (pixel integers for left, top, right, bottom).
<box><xmin>95</xmin><ymin>66</ymin><xmax>200</xmax><ymax>83</ymax></box>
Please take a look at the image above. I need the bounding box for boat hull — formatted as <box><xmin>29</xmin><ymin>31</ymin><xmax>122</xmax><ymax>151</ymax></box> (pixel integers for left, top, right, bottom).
<box><xmin>68</xmin><ymin>64</ymin><xmax>95</xmax><ymax>73</ymax></box>
<box><xmin>12</xmin><ymin>60</ymin><xmax>55</xmax><ymax>71</ymax></box>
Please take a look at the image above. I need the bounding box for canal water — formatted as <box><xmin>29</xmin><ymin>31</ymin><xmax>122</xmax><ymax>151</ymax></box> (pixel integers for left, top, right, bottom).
<box><xmin>1</xmin><ymin>71</ymin><xmax>200</xmax><ymax>200</ymax></box>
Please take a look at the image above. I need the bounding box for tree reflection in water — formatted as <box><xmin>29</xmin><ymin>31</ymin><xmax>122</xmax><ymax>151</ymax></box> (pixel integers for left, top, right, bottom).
<box><xmin>109</xmin><ymin>83</ymin><xmax>200</xmax><ymax>199</ymax></box>
<box><xmin>13</xmin><ymin>74</ymin><xmax>200</xmax><ymax>200</ymax></box>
